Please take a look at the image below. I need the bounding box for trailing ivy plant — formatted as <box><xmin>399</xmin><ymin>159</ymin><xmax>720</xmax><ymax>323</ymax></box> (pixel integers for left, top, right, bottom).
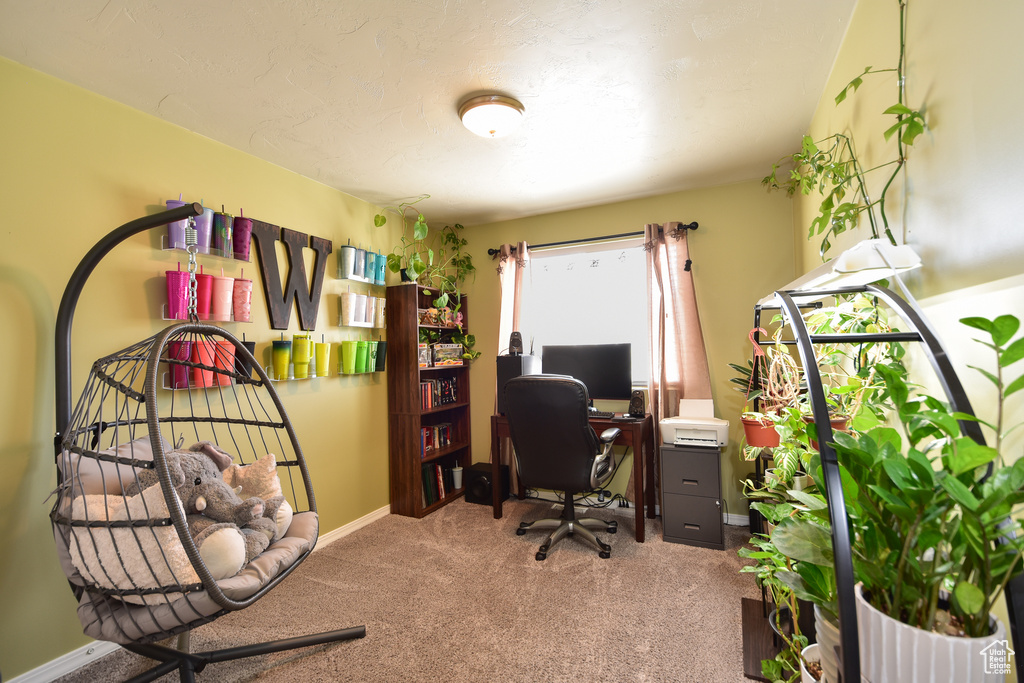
<box><xmin>374</xmin><ymin>194</ymin><xmax>431</xmax><ymax>281</ymax></box>
<box><xmin>763</xmin><ymin>0</ymin><xmax>926</xmax><ymax>259</ymax></box>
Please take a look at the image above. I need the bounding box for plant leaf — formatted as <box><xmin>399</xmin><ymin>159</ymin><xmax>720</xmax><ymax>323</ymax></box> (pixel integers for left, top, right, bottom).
<box><xmin>1005</xmin><ymin>374</ymin><xmax>1024</xmax><ymax>398</ymax></box>
<box><xmin>953</xmin><ymin>582</ymin><xmax>986</xmax><ymax>616</ymax></box>
<box><xmin>947</xmin><ymin>437</ymin><xmax>999</xmax><ymax>475</ymax></box>
<box><xmin>960</xmin><ymin>317</ymin><xmax>994</xmax><ymax>333</ymax></box>
<box><xmin>991</xmin><ymin>315</ymin><xmax>1020</xmax><ymax>347</ymax></box>
<box><xmin>1000</xmin><ymin>337</ymin><xmax>1024</xmax><ymax>367</ymax></box>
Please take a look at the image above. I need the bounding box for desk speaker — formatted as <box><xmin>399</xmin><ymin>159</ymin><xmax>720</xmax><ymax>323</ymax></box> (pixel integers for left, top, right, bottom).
<box><xmin>628</xmin><ymin>390</ymin><xmax>646</xmax><ymax>417</ymax></box>
<box><xmin>464</xmin><ymin>462</ymin><xmax>509</xmax><ymax>505</ymax></box>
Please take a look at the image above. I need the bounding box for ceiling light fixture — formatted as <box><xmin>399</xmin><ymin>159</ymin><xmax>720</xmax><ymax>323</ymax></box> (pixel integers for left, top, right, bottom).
<box><xmin>458</xmin><ymin>95</ymin><xmax>525</xmax><ymax>138</ymax></box>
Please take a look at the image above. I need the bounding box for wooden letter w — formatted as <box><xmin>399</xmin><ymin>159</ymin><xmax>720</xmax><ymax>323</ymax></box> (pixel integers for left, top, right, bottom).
<box><xmin>250</xmin><ymin>220</ymin><xmax>333</xmax><ymax>330</ymax></box>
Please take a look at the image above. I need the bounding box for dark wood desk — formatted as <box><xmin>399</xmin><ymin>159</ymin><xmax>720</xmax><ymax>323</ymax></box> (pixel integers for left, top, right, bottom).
<box><xmin>489</xmin><ymin>413</ymin><xmax>656</xmax><ymax>542</ymax></box>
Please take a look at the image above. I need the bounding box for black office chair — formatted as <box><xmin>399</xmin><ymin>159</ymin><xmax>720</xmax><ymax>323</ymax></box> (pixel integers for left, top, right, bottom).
<box><xmin>503</xmin><ymin>375</ymin><xmax>622</xmax><ymax>560</ymax></box>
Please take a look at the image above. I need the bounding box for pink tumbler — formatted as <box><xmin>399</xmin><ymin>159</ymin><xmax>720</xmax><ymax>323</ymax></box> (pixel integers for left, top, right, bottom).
<box><xmin>194</xmin><ymin>273</ymin><xmax>214</xmax><ymax>321</ymax></box>
<box><xmin>210</xmin><ymin>276</ymin><xmax>233</xmax><ymax>322</ymax></box>
<box><xmin>165</xmin><ymin>270</ymin><xmax>190</xmax><ymax>320</ymax></box>
<box><xmin>167</xmin><ymin>341</ymin><xmax>191</xmax><ymax>389</ymax></box>
<box><xmin>232</xmin><ymin>278</ymin><xmax>253</xmax><ymax>322</ymax></box>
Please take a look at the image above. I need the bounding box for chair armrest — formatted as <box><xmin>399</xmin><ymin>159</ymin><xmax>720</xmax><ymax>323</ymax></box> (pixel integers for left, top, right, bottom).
<box><xmin>599</xmin><ymin>427</ymin><xmax>622</xmax><ymax>444</ymax></box>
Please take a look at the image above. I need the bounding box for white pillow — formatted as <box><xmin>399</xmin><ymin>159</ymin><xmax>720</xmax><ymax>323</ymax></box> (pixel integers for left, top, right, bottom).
<box><xmin>64</xmin><ymin>435</ymin><xmax>171</xmax><ymax>495</ymax></box>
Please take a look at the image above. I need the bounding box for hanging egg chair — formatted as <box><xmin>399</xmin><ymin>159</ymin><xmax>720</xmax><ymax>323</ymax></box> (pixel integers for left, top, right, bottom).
<box><xmin>51</xmin><ymin>204</ymin><xmax>364</xmax><ymax>681</ymax></box>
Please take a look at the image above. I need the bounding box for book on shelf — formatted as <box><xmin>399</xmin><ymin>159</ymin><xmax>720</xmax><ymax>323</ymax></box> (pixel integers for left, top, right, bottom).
<box><xmin>421</xmin><ymin>462</ymin><xmax>459</xmax><ymax>506</ymax></box>
<box><xmin>419</xmin><ymin>377</ymin><xmax>458</xmax><ymax>411</ymax></box>
<box><xmin>420</xmin><ymin>423</ymin><xmax>452</xmax><ymax>457</ymax></box>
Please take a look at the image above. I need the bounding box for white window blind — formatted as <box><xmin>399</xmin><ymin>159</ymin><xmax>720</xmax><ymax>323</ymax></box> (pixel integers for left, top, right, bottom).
<box><xmin>518</xmin><ymin>238</ymin><xmax>649</xmax><ymax>385</ymax></box>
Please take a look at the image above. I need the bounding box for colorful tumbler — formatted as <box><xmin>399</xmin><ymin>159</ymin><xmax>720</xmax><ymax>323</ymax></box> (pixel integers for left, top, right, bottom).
<box><xmin>167</xmin><ymin>340</ymin><xmax>191</xmax><ymax>389</ymax></box>
<box><xmin>214</xmin><ymin>340</ymin><xmax>236</xmax><ymax>386</ymax></box>
<box><xmin>233</xmin><ymin>215</ymin><xmax>253</xmax><ymax>261</ymax></box>
<box><xmin>191</xmin><ymin>340</ymin><xmax>217</xmax><ymax>388</ymax></box>
<box><xmin>271</xmin><ymin>340</ymin><xmax>292</xmax><ymax>381</ymax></box>
<box><xmin>292</xmin><ymin>333</ymin><xmax>311</xmax><ymax>379</ymax></box>
<box><xmin>166</xmin><ymin>270</ymin><xmax>190</xmax><ymax>320</ymax></box>
<box><xmin>232</xmin><ymin>278</ymin><xmax>253</xmax><ymax>322</ymax></box>
<box><xmin>210</xmin><ymin>276</ymin><xmax>234</xmax><ymax>322</ymax></box>
<box><xmin>194</xmin><ymin>273</ymin><xmax>214</xmax><ymax>321</ymax></box>
<box><xmin>212</xmin><ymin>211</ymin><xmax>233</xmax><ymax>257</ymax></box>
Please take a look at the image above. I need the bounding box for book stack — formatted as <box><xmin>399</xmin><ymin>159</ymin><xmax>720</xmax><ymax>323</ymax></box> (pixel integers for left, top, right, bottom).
<box><xmin>421</xmin><ymin>463</ymin><xmax>458</xmax><ymax>506</ymax></box>
<box><xmin>419</xmin><ymin>377</ymin><xmax>458</xmax><ymax>410</ymax></box>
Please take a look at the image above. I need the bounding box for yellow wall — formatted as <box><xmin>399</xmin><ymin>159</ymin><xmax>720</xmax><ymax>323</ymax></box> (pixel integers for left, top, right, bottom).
<box><xmin>461</xmin><ymin>181</ymin><xmax>797</xmax><ymax>522</ymax></box>
<box><xmin>0</xmin><ymin>57</ymin><xmax>399</xmax><ymax>678</ymax></box>
<box><xmin>795</xmin><ymin>0</ymin><xmax>1024</xmax><ymax>290</ymax></box>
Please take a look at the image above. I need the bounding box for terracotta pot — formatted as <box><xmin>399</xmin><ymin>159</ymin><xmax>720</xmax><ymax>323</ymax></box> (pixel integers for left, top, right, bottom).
<box><xmin>742</xmin><ymin>415</ymin><xmax>780</xmax><ymax>448</ymax></box>
<box><xmin>802</xmin><ymin>414</ymin><xmax>849</xmax><ymax>450</ymax></box>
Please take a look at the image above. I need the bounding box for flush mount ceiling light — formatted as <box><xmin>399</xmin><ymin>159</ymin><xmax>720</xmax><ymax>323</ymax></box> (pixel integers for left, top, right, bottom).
<box><xmin>458</xmin><ymin>95</ymin><xmax>525</xmax><ymax>138</ymax></box>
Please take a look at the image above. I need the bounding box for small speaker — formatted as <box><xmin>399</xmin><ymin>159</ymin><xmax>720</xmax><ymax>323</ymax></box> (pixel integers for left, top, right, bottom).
<box><xmin>509</xmin><ymin>331</ymin><xmax>523</xmax><ymax>355</ymax></box>
<box><xmin>628</xmin><ymin>390</ymin><xmax>646</xmax><ymax>417</ymax></box>
<box><xmin>464</xmin><ymin>462</ymin><xmax>509</xmax><ymax>505</ymax></box>
<box><xmin>496</xmin><ymin>354</ymin><xmax>542</xmax><ymax>414</ymax></box>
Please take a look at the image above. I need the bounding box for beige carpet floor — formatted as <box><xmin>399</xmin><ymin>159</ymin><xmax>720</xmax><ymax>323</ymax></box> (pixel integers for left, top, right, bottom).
<box><xmin>55</xmin><ymin>498</ymin><xmax>759</xmax><ymax>682</ymax></box>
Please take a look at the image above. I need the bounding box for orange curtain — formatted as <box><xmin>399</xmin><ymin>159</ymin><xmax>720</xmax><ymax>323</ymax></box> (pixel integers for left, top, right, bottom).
<box><xmin>645</xmin><ymin>222</ymin><xmax>712</xmax><ymax>429</ymax></box>
<box><xmin>495</xmin><ymin>242</ymin><xmax>530</xmax><ymax>493</ymax></box>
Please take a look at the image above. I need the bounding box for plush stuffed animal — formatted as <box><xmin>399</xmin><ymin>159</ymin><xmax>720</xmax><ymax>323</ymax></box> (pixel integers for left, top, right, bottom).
<box><xmin>223</xmin><ymin>452</ymin><xmax>294</xmax><ymax>541</ymax></box>
<box><xmin>124</xmin><ymin>442</ymin><xmax>285</xmax><ymax>578</ymax></box>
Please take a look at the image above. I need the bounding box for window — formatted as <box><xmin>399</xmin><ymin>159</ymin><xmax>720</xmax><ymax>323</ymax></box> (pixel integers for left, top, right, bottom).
<box><xmin>518</xmin><ymin>238</ymin><xmax>649</xmax><ymax>386</ymax></box>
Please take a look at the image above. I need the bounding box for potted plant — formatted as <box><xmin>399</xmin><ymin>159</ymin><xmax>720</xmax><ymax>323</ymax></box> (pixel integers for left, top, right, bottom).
<box><xmin>751</xmin><ymin>314</ymin><xmax>1024</xmax><ymax>682</ymax></box>
<box><xmin>734</xmin><ymin>328</ymin><xmax>803</xmax><ymax>449</ymax></box>
<box><xmin>374</xmin><ymin>195</ymin><xmax>431</xmax><ymax>282</ymax></box>
<box><xmin>421</xmin><ymin>223</ymin><xmax>475</xmax><ymax>312</ymax></box>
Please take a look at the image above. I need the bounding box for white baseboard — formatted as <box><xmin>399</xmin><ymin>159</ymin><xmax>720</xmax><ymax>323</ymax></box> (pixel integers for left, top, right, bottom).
<box><xmin>724</xmin><ymin>512</ymin><xmax>750</xmax><ymax>527</ymax></box>
<box><xmin>7</xmin><ymin>640</ymin><xmax>122</xmax><ymax>683</ymax></box>
<box><xmin>12</xmin><ymin>505</ymin><xmax>391</xmax><ymax>682</ymax></box>
<box><xmin>315</xmin><ymin>504</ymin><xmax>391</xmax><ymax>549</ymax></box>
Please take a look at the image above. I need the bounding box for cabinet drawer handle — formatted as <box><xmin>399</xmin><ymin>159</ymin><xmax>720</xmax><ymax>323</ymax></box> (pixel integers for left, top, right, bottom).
<box><xmin>682</xmin><ymin>478</ymin><xmax>700</xmax><ymax>486</ymax></box>
<box><xmin>684</xmin><ymin>523</ymin><xmax>701</xmax><ymax>530</ymax></box>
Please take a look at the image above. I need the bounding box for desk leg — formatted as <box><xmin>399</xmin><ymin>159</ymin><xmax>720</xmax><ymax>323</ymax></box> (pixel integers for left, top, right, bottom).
<box><xmin>645</xmin><ymin>422</ymin><xmax>657</xmax><ymax>520</ymax></box>
<box><xmin>490</xmin><ymin>416</ymin><xmax>502</xmax><ymax>519</ymax></box>
<box><xmin>633</xmin><ymin>423</ymin><xmax>645</xmax><ymax>543</ymax></box>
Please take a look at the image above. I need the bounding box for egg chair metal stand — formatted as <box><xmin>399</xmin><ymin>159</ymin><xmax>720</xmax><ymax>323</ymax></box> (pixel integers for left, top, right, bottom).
<box><xmin>52</xmin><ymin>203</ymin><xmax>365</xmax><ymax>682</ymax></box>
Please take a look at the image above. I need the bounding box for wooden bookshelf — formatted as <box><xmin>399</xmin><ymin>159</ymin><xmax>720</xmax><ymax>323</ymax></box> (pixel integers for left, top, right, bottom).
<box><xmin>384</xmin><ymin>284</ymin><xmax>471</xmax><ymax>517</ymax></box>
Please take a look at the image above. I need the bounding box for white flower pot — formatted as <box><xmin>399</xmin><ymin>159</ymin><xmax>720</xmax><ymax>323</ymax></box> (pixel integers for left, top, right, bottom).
<box><xmin>855</xmin><ymin>583</ymin><xmax>1008</xmax><ymax>682</ymax></box>
<box><xmin>801</xmin><ymin>643</ymin><xmax>821</xmax><ymax>683</ymax></box>
<box><xmin>814</xmin><ymin>604</ymin><xmax>841</xmax><ymax>683</ymax></box>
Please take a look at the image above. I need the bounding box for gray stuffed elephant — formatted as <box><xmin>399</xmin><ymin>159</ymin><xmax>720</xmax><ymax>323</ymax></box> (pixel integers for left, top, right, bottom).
<box><xmin>124</xmin><ymin>442</ymin><xmax>285</xmax><ymax>574</ymax></box>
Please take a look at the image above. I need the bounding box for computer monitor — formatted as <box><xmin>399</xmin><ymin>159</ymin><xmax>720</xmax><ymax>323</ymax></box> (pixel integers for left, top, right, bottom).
<box><xmin>540</xmin><ymin>343</ymin><xmax>632</xmax><ymax>400</ymax></box>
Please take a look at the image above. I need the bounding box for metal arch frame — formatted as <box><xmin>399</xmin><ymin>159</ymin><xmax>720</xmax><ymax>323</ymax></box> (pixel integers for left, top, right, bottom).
<box><xmin>761</xmin><ymin>283</ymin><xmax>1023</xmax><ymax>683</ymax></box>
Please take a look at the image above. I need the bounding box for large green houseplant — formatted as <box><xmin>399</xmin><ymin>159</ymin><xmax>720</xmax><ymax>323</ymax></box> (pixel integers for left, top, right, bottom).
<box><xmin>747</xmin><ymin>314</ymin><xmax>1024</xmax><ymax>682</ymax></box>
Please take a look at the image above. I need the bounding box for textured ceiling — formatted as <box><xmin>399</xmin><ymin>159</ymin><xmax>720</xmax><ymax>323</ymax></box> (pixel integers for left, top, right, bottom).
<box><xmin>0</xmin><ymin>0</ymin><xmax>856</xmax><ymax>226</ymax></box>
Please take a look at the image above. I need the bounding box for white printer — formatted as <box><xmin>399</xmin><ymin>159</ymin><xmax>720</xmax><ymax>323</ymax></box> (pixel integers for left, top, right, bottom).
<box><xmin>659</xmin><ymin>399</ymin><xmax>729</xmax><ymax>448</ymax></box>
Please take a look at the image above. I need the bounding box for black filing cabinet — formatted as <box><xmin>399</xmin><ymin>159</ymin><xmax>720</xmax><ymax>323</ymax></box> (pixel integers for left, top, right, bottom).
<box><xmin>660</xmin><ymin>445</ymin><xmax>724</xmax><ymax>550</ymax></box>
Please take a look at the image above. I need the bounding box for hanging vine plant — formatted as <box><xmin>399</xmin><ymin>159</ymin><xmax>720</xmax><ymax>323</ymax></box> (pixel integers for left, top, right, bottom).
<box><xmin>763</xmin><ymin>0</ymin><xmax>925</xmax><ymax>259</ymax></box>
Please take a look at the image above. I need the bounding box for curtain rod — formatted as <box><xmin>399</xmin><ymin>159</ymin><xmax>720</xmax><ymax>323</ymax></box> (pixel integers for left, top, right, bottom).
<box><xmin>486</xmin><ymin>221</ymin><xmax>697</xmax><ymax>257</ymax></box>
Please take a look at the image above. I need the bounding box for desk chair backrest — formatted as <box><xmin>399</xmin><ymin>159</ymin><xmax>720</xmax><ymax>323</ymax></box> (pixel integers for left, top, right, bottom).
<box><xmin>503</xmin><ymin>374</ymin><xmax>602</xmax><ymax>492</ymax></box>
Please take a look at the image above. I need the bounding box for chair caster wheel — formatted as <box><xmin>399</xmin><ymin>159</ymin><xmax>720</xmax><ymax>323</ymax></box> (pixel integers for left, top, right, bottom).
<box><xmin>607</xmin><ymin>522</ymin><xmax>618</xmax><ymax>534</ymax></box>
<box><xmin>536</xmin><ymin>552</ymin><xmax>546</xmax><ymax>561</ymax></box>
<box><xmin>599</xmin><ymin>550</ymin><xmax>610</xmax><ymax>559</ymax></box>
<box><xmin>516</xmin><ymin>528</ymin><xmax>526</xmax><ymax>536</ymax></box>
